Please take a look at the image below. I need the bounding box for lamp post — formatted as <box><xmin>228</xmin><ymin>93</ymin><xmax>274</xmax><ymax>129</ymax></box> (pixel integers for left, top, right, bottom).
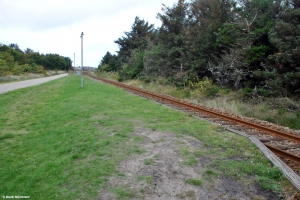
<box><xmin>80</xmin><ymin>32</ymin><xmax>84</xmax><ymax>88</ymax></box>
<box><xmin>74</xmin><ymin>53</ymin><xmax>75</xmax><ymax>74</ymax></box>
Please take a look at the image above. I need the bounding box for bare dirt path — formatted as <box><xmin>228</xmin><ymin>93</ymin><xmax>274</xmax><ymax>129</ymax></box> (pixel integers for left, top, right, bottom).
<box><xmin>99</xmin><ymin>126</ymin><xmax>281</xmax><ymax>200</ymax></box>
<box><xmin>0</xmin><ymin>73</ymin><xmax>68</xmax><ymax>94</ymax></box>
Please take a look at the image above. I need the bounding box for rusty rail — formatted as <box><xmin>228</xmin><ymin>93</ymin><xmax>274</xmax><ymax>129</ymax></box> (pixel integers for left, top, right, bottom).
<box><xmin>264</xmin><ymin>144</ymin><xmax>300</xmax><ymax>163</ymax></box>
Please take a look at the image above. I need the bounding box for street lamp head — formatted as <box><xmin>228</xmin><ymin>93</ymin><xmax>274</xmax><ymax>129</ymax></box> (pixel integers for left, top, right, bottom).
<box><xmin>80</xmin><ymin>32</ymin><xmax>84</xmax><ymax>37</ymax></box>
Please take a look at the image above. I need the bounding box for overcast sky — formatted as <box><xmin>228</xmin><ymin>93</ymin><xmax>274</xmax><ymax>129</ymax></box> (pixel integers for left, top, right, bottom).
<box><xmin>0</xmin><ymin>0</ymin><xmax>177</xmax><ymax>67</ymax></box>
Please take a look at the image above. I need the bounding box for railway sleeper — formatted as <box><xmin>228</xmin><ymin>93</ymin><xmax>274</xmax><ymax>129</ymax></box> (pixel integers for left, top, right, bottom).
<box><xmin>218</xmin><ymin>122</ymin><xmax>237</xmax><ymax>126</ymax></box>
<box><xmin>260</xmin><ymin>137</ymin><xmax>286</xmax><ymax>143</ymax></box>
<box><xmin>228</xmin><ymin>126</ymin><xmax>250</xmax><ymax>131</ymax></box>
<box><xmin>276</xmin><ymin>144</ymin><xmax>300</xmax><ymax>150</ymax></box>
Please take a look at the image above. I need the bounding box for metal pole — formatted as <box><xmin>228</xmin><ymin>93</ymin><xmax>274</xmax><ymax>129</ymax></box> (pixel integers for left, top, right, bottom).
<box><xmin>74</xmin><ymin>53</ymin><xmax>75</xmax><ymax>74</ymax></box>
<box><xmin>80</xmin><ymin>32</ymin><xmax>84</xmax><ymax>88</ymax></box>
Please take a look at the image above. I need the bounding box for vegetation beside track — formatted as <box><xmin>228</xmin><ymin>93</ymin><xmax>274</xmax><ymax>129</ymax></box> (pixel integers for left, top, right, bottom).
<box><xmin>0</xmin><ymin>75</ymin><xmax>298</xmax><ymax>199</ymax></box>
<box><xmin>0</xmin><ymin>43</ymin><xmax>72</xmax><ymax>80</ymax></box>
<box><xmin>0</xmin><ymin>70</ymin><xmax>67</xmax><ymax>84</ymax></box>
<box><xmin>96</xmin><ymin>71</ymin><xmax>300</xmax><ymax>130</ymax></box>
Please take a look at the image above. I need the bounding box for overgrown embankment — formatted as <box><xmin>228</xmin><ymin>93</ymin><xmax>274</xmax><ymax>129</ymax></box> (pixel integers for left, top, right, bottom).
<box><xmin>96</xmin><ymin>71</ymin><xmax>300</xmax><ymax>131</ymax></box>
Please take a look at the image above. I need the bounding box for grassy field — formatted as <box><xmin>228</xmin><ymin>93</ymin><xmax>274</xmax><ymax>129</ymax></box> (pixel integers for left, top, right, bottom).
<box><xmin>0</xmin><ymin>75</ymin><xmax>297</xmax><ymax>199</ymax></box>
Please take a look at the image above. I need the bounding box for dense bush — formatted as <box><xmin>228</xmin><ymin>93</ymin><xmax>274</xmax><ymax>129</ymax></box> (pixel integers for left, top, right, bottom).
<box><xmin>97</xmin><ymin>0</ymin><xmax>300</xmax><ymax>99</ymax></box>
<box><xmin>0</xmin><ymin>43</ymin><xmax>72</xmax><ymax>80</ymax></box>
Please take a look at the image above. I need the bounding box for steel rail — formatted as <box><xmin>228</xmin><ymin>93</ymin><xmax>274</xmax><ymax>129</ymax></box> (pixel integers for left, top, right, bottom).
<box><xmin>265</xmin><ymin>144</ymin><xmax>300</xmax><ymax>163</ymax></box>
<box><xmin>87</xmin><ymin>73</ymin><xmax>300</xmax><ymax>144</ymax></box>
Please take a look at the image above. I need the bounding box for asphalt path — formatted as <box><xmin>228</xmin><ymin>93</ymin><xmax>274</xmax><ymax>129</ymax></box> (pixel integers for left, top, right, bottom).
<box><xmin>0</xmin><ymin>73</ymin><xmax>68</xmax><ymax>94</ymax></box>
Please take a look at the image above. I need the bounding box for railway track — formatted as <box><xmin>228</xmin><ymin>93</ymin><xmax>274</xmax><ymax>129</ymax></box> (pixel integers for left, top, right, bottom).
<box><xmin>86</xmin><ymin>73</ymin><xmax>300</xmax><ymax>175</ymax></box>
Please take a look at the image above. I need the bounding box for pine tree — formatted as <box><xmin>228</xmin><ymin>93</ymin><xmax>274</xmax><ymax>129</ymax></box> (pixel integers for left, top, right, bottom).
<box><xmin>114</xmin><ymin>16</ymin><xmax>155</xmax><ymax>65</ymax></box>
<box><xmin>156</xmin><ymin>0</ymin><xmax>190</xmax><ymax>78</ymax></box>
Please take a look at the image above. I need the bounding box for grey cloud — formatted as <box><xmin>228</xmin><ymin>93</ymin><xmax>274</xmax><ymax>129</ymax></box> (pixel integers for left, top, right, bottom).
<box><xmin>0</xmin><ymin>0</ymin><xmax>139</xmax><ymax>31</ymax></box>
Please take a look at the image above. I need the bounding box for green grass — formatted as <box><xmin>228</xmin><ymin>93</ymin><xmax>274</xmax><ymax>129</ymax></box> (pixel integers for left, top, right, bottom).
<box><xmin>178</xmin><ymin>147</ymin><xmax>198</xmax><ymax>167</ymax></box>
<box><xmin>0</xmin><ymin>75</ymin><xmax>295</xmax><ymax>198</ymax></box>
<box><xmin>0</xmin><ymin>76</ymin><xmax>151</xmax><ymax>199</ymax></box>
<box><xmin>136</xmin><ymin>175</ymin><xmax>154</xmax><ymax>184</ymax></box>
<box><xmin>203</xmin><ymin>169</ymin><xmax>219</xmax><ymax>182</ymax></box>
<box><xmin>110</xmin><ymin>187</ymin><xmax>135</xmax><ymax>199</ymax></box>
<box><xmin>185</xmin><ymin>179</ymin><xmax>203</xmax><ymax>186</ymax></box>
<box><xmin>143</xmin><ymin>158</ymin><xmax>155</xmax><ymax>165</ymax></box>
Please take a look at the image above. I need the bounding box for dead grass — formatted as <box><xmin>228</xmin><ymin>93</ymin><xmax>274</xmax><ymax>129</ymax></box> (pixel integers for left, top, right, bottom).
<box><xmin>0</xmin><ymin>70</ymin><xmax>67</xmax><ymax>83</ymax></box>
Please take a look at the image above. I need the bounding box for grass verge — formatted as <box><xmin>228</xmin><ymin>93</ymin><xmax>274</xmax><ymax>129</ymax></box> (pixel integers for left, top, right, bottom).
<box><xmin>96</xmin><ymin>72</ymin><xmax>300</xmax><ymax>130</ymax></box>
<box><xmin>0</xmin><ymin>71</ymin><xmax>66</xmax><ymax>84</ymax></box>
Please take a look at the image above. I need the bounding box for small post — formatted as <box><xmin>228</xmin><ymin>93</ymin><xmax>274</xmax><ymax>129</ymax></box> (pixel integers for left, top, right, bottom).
<box><xmin>74</xmin><ymin>53</ymin><xmax>75</xmax><ymax>74</ymax></box>
<box><xmin>80</xmin><ymin>32</ymin><xmax>84</xmax><ymax>88</ymax></box>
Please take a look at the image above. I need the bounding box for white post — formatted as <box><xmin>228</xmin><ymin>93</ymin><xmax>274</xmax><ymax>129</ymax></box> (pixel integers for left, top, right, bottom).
<box><xmin>74</xmin><ymin>53</ymin><xmax>75</xmax><ymax>74</ymax></box>
<box><xmin>80</xmin><ymin>32</ymin><xmax>84</xmax><ymax>88</ymax></box>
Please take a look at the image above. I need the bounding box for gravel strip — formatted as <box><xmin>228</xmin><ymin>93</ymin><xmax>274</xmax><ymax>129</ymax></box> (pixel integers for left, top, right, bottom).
<box><xmin>0</xmin><ymin>73</ymin><xmax>68</xmax><ymax>94</ymax></box>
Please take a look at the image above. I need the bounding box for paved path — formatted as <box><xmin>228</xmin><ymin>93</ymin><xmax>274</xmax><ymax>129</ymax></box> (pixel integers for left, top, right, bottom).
<box><xmin>0</xmin><ymin>73</ymin><xmax>68</xmax><ymax>94</ymax></box>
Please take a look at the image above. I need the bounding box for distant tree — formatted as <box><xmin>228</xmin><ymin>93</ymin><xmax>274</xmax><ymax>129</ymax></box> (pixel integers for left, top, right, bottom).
<box><xmin>186</xmin><ymin>0</ymin><xmax>234</xmax><ymax>78</ymax></box>
<box><xmin>98</xmin><ymin>51</ymin><xmax>118</xmax><ymax>72</ymax></box>
<box><xmin>0</xmin><ymin>42</ymin><xmax>71</xmax><ymax>77</ymax></box>
<box><xmin>44</xmin><ymin>54</ymin><xmax>68</xmax><ymax>70</ymax></box>
<box><xmin>63</xmin><ymin>57</ymin><xmax>72</xmax><ymax>71</ymax></box>
<box><xmin>24</xmin><ymin>48</ymin><xmax>34</xmax><ymax>54</ymax></box>
<box><xmin>0</xmin><ymin>44</ymin><xmax>26</xmax><ymax>65</ymax></box>
<box><xmin>119</xmin><ymin>49</ymin><xmax>144</xmax><ymax>79</ymax></box>
<box><xmin>154</xmin><ymin>0</ymin><xmax>190</xmax><ymax>79</ymax></box>
<box><xmin>115</xmin><ymin>16</ymin><xmax>155</xmax><ymax>65</ymax></box>
<box><xmin>267</xmin><ymin>0</ymin><xmax>300</xmax><ymax>71</ymax></box>
<box><xmin>142</xmin><ymin>39</ymin><xmax>165</xmax><ymax>77</ymax></box>
<box><xmin>99</xmin><ymin>51</ymin><xmax>114</xmax><ymax>66</ymax></box>
<box><xmin>0</xmin><ymin>54</ymin><xmax>9</xmax><ymax>77</ymax></box>
<box><xmin>255</xmin><ymin>0</ymin><xmax>300</xmax><ymax>96</ymax></box>
<box><xmin>207</xmin><ymin>0</ymin><xmax>280</xmax><ymax>89</ymax></box>
<box><xmin>0</xmin><ymin>44</ymin><xmax>10</xmax><ymax>52</ymax></box>
<box><xmin>8</xmin><ymin>43</ymin><xmax>22</xmax><ymax>52</ymax></box>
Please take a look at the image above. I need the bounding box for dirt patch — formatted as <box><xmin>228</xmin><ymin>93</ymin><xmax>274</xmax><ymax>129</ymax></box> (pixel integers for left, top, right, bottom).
<box><xmin>98</xmin><ymin>126</ymin><xmax>280</xmax><ymax>199</ymax></box>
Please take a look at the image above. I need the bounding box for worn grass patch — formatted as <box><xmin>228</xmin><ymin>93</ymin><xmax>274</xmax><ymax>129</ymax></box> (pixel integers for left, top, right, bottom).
<box><xmin>137</xmin><ymin>175</ymin><xmax>154</xmax><ymax>184</ymax></box>
<box><xmin>0</xmin><ymin>75</ymin><xmax>296</xmax><ymax>198</ymax></box>
<box><xmin>178</xmin><ymin>147</ymin><xmax>198</xmax><ymax>167</ymax></box>
<box><xmin>203</xmin><ymin>169</ymin><xmax>219</xmax><ymax>182</ymax></box>
<box><xmin>185</xmin><ymin>179</ymin><xmax>203</xmax><ymax>186</ymax></box>
<box><xmin>143</xmin><ymin>158</ymin><xmax>155</xmax><ymax>165</ymax></box>
<box><xmin>110</xmin><ymin>186</ymin><xmax>136</xmax><ymax>199</ymax></box>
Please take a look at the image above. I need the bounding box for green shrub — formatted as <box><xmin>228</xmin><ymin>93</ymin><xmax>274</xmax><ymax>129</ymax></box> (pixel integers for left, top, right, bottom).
<box><xmin>243</xmin><ymin>87</ymin><xmax>253</xmax><ymax>97</ymax></box>
<box><xmin>257</xmin><ymin>88</ymin><xmax>276</xmax><ymax>97</ymax></box>
<box><xmin>277</xmin><ymin>108</ymin><xmax>286</xmax><ymax>116</ymax></box>
<box><xmin>208</xmin><ymin>87</ymin><xmax>220</xmax><ymax>98</ymax></box>
<box><xmin>117</xmin><ymin>77</ymin><xmax>124</xmax><ymax>82</ymax></box>
<box><xmin>11</xmin><ymin>64</ymin><xmax>23</xmax><ymax>75</ymax></box>
<box><xmin>255</xmin><ymin>176</ymin><xmax>281</xmax><ymax>193</ymax></box>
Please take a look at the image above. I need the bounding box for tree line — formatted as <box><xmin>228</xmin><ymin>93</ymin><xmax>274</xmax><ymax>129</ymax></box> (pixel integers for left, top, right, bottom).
<box><xmin>99</xmin><ymin>0</ymin><xmax>300</xmax><ymax>98</ymax></box>
<box><xmin>0</xmin><ymin>43</ymin><xmax>72</xmax><ymax>77</ymax></box>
